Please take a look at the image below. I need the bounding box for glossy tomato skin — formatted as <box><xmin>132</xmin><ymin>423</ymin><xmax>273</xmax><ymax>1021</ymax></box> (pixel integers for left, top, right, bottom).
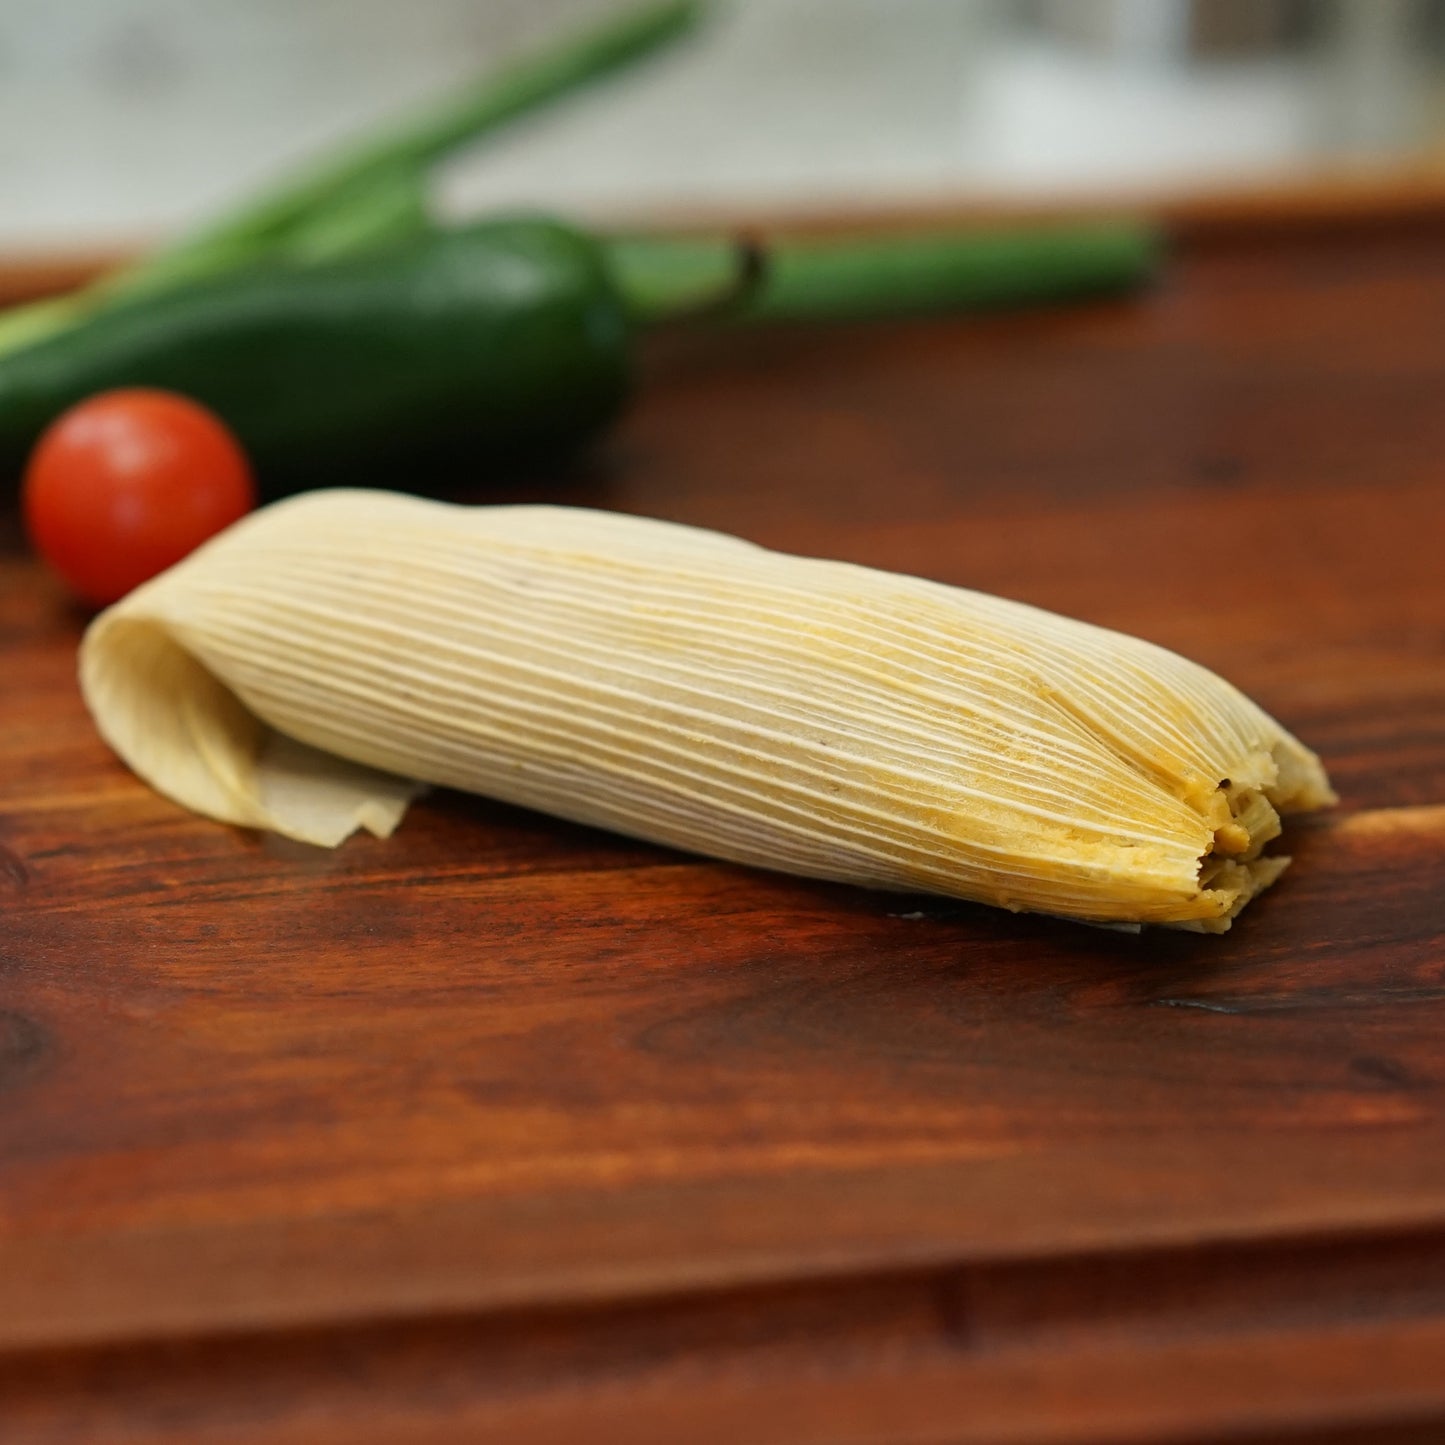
<box><xmin>22</xmin><ymin>389</ymin><xmax>256</xmax><ymax>607</ymax></box>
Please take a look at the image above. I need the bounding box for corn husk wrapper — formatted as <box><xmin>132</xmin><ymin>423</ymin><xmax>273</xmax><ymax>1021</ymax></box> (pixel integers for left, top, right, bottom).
<box><xmin>80</xmin><ymin>490</ymin><xmax>1335</xmax><ymax>931</ymax></box>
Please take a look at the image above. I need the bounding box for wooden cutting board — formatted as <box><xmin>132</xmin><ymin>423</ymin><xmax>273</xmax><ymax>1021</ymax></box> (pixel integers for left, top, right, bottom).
<box><xmin>2</xmin><ymin>217</ymin><xmax>1444</xmax><ymax>1445</ymax></box>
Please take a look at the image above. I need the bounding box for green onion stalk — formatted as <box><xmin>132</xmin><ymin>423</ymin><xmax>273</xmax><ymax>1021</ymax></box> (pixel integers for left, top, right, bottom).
<box><xmin>0</xmin><ymin>1</ymin><xmax>704</xmax><ymax>356</ymax></box>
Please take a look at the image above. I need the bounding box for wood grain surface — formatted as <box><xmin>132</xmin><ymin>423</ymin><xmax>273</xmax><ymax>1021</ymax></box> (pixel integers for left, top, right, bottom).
<box><xmin>2</xmin><ymin>219</ymin><xmax>1444</xmax><ymax>1444</ymax></box>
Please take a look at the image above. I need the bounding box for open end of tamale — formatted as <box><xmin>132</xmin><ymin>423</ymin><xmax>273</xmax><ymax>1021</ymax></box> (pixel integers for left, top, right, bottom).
<box><xmin>1178</xmin><ymin>749</ymin><xmax>1337</xmax><ymax>933</ymax></box>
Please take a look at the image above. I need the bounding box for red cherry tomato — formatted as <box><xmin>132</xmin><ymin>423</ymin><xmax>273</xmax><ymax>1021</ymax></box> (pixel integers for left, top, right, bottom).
<box><xmin>22</xmin><ymin>389</ymin><xmax>256</xmax><ymax>608</ymax></box>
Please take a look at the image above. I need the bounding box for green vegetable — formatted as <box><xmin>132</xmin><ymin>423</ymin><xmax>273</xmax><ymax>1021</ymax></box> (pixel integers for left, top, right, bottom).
<box><xmin>609</xmin><ymin>223</ymin><xmax>1161</xmax><ymax>324</ymax></box>
<box><xmin>0</xmin><ymin>0</ymin><xmax>702</xmax><ymax>358</ymax></box>
<box><xmin>0</xmin><ymin>218</ymin><xmax>1160</xmax><ymax>494</ymax></box>
<box><xmin>0</xmin><ymin>220</ymin><xmax>633</xmax><ymax>491</ymax></box>
<box><xmin>749</xmin><ymin>225</ymin><xmax>1161</xmax><ymax>321</ymax></box>
<box><xmin>0</xmin><ymin>3</ymin><xmax>1166</xmax><ymax>495</ymax></box>
<box><xmin>142</xmin><ymin>0</ymin><xmax>702</xmax><ymax>285</ymax></box>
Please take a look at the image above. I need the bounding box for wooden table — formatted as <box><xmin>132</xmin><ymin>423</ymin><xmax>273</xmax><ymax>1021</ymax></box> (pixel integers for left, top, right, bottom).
<box><xmin>2</xmin><ymin>215</ymin><xmax>1444</xmax><ymax>1444</ymax></box>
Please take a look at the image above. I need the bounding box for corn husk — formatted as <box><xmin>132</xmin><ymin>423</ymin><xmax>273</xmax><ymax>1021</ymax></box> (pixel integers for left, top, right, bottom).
<box><xmin>80</xmin><ymin>490</ymin><xmax>1335</xmax><ymax>931</ymax></box>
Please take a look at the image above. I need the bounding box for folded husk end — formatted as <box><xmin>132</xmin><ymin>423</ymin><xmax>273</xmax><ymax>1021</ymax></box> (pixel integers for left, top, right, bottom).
<box><xmin>81</xmin><ymin>614</ymin><xmax>418</xmax><ymax>847</ymax></box>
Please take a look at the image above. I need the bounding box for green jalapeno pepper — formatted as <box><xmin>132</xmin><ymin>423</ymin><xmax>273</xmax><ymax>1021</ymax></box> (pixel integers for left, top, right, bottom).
<box><xmin>0</xmin><ymin>219</ymin><xmax>631</xmax><ymax>490</ymax></box>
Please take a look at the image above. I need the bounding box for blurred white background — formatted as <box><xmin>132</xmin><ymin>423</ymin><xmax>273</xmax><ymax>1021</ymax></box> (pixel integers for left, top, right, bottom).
<box><xmin>3</xmin><ymin>0</ymin><xmax>1445</xmax><ymax>250</ymax></box>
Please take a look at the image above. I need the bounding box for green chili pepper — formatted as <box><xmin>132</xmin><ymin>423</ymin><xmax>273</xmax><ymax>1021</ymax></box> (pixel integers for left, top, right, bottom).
<box><xmin>0</xmin><ymin>219</ymin><xmax>632</xmax><ymax>491</ymax></box>
<box><xmin>0</xmin><ymin>218</ymin><xmax>1160</xmax><ymax>494</ymax></box>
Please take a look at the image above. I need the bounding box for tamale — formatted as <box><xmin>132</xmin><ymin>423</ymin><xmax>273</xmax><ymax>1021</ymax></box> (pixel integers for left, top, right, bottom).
<box><xmin>80</xmin><ymin>490</ymin><xmax>1335</xmax><ymax>931</ymax></box>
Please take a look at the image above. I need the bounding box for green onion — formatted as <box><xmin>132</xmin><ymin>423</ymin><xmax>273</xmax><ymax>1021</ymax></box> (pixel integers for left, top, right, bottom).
<box><xmin>0</xmin><ymin>1</ymin><xmax>701</xmax><ymax>357</ymax></box>
<box><xmin>159</xmin><ymin>1</ymin><xmax>702</xmax><ymax>269</ymax></box>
